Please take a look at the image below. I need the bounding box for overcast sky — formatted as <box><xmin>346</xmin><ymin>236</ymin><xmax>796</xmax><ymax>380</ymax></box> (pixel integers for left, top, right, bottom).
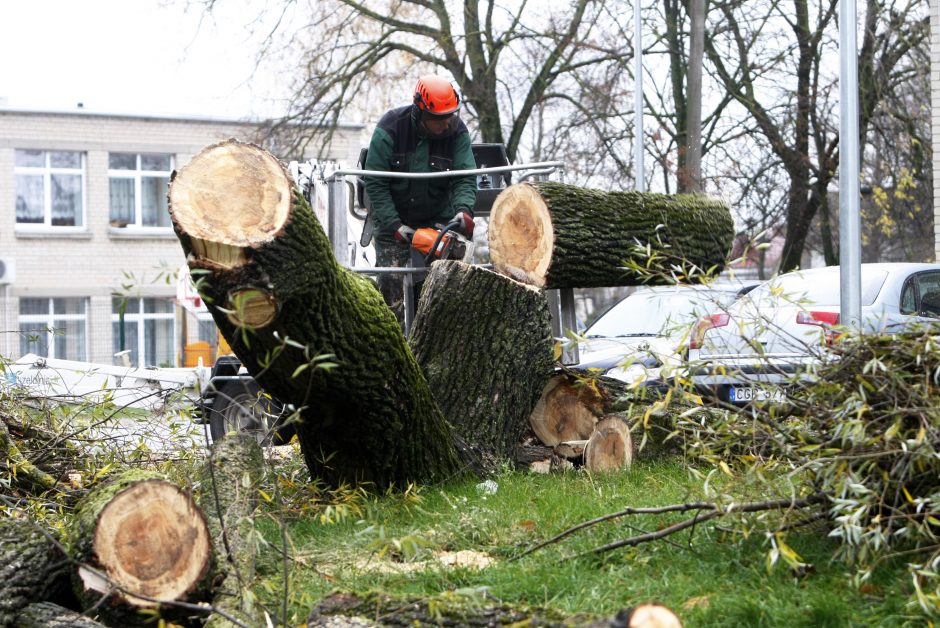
<box><xmin>0</xmin><ymin>0</ymin><xmax>290</xmax><ymax>120</ymax></box>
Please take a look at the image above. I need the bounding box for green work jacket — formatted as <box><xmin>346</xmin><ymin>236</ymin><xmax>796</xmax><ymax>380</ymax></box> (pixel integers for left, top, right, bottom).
<box><xmin>363</xmin><ymin>105</ymin><xmax>477</xmax><ymax>234</ymax></box>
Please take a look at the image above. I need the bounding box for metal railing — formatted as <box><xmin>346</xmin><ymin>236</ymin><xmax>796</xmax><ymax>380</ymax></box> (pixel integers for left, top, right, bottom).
<box><xmin>315</xmin><ymin>161</ymin><xmax>577</xmax><ymax>360</ymax></box>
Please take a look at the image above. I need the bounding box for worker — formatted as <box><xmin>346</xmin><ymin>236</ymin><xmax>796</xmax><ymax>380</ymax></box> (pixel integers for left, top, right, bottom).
<box><xmin>363</xmin><ymin>74</ymin><xmax>478</xmax><ymax>323</ymax></box>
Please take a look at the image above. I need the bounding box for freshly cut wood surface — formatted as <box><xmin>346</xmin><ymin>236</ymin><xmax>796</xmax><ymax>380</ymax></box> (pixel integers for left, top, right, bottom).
<box><xmin>489</xmin><ymin>181</ymin><xmax>734</xmax><ymax>288</ymax></box>
<box><xmin>169</xmin><ymin>140</ymin><xmax>292</xmax><ymax>252</ymax></box>
<box><xmin>584</xmin><ymin>415</ymin><xmax>633</xmax><ymax>472</ymax></box>
<box><xmin>70</xmin><ymin>470</ymin><xmax>212</xmax><ymax>624</ymax></box>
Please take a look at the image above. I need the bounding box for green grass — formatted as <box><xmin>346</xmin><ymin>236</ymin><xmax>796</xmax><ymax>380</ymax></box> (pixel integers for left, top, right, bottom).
<box><xmin>254</xmin><ymin>457</ymin><xmax>918</xmax><ymax>626</ymax></box>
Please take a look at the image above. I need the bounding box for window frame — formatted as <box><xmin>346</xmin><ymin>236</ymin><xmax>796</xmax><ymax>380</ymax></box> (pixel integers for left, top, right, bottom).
<box><xmin>17</xmin><ymin>297</ymin><xmax>89</xmax><ymax>360</ymax></box>
<box><xmin>107</xmin><ymin>152</ymin><xmax>174</xmax><ymax>230</ymax></box>
<box><xmin>111</xmin><ymin>297</ymin><xmax>177</xmax><ymax>367</ymax></box>
<box><xmin>14</xmin><ymin>149</ymin><xmax>87</xmax><ymax>231</ymax></box>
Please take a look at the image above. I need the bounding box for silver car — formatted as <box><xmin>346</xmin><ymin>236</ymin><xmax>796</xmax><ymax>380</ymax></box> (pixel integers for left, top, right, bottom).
<box><xmin>575</xmin><ymin>284</ymin><xmax>751</xmax><ymax>387</ymax></box>
<box><xmin>688</xmin><ymin>262</ymin><xmax>940</xmax><ymax>404</ymax></box>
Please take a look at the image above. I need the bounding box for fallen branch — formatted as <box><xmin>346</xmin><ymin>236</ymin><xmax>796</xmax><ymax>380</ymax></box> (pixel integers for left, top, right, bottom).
<box><xmin>515</xmin><ymin>494</ymin><xmax>827</xmax><ymax>560</ymax></box>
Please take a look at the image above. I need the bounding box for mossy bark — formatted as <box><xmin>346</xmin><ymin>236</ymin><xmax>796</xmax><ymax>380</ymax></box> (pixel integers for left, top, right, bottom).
<box><xmin>169</xmin><ymin>139</ymin><xmax>466</xmax><ymax>490</ymax></box>
<box><xmin>197</xmin><ymin>434</ymin><xmax>265</xmax><ymax>628</ymax></box>
<box><xmin>307</xmin><ymin>591</ymin><xmax>613</xmax><ymax>627</ymax></box>
<box><xmin>67</xmin><ymin>470</ymin><xmax>212</xmax><ymax>626</ymax></box>
<box><xmin>0</xmin><ymin>518</ymin><xmax>74</xmax><ymax>626</ymax></box>
<box><xmin>489</xmin><ymin>181</ymin><xmax>735</xmax><ymax>288</ymax></box>
<box><xmin>409</xmin><ymin>261</ymin><xmax>554</xmax><ymax>465</ymax></box>
<box><xmin>14</xmin><ymin>602</ymin><xmax>107</xmax><ymax>628</ymax></box>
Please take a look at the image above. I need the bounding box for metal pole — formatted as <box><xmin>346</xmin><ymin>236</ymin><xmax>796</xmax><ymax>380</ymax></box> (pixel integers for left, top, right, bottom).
<box><xmin>839</xmin><ymin>0</ymin><xmax>861</xmax><ymax>330</ymax></box>
<box><xmin>328</xmin><ymin>178</ymin><xmax>349</xmax><ymax>266</ymax></box>
<box><xmin>634</xmin><ymin>0</ymin><xmax>645</xmax><ymax>192</ymax></box>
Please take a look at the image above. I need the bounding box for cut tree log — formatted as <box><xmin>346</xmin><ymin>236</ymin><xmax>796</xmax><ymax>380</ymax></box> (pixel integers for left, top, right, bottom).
<box><xmin>68</xmin><ymin>470</ymin><xmax>212</xmax><ymax>626</ymax></box>
<box><xmin>584</xmin><ymin>415</ymin><xmax>633</xmax><ymax>472</ymax></box>
<box><xmin>409</xmin><ymin>260</ymin><xmax>554</xmax><ymax>465</ymax></box>
<box><xmin>488</xmin><ymin>181</ymin><xmax>734</xmax><ymax>288</ymax></box>
<box><xmin>168</xmin><ymin>139</ymin><xmax>468</xmax><ymax>489</ymax></box>
<box><xmin>528</xmin><ymin>375</ymin><xmax>605</xmax><ymax>446</ymax></box>
<box><xmin>0</xmin><ymin>518</ymin><xmax>74</xmax><ymax>626</ymax></box>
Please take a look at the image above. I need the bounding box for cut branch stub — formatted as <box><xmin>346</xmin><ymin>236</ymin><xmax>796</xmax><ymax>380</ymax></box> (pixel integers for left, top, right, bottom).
<box><xmin>226</xmin><ymin>288</ymin><xmax>278</xmax><ymax>329</ymax></box>
<box><xmin>488</xmin><ymin>181</ymin><xmax>735</xmax><ymax>288</ymax></box>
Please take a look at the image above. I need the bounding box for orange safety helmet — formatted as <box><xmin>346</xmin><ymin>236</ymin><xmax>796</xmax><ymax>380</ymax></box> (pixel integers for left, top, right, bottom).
<box><xmin>413</xmin><ymin>75</ymin><xmax>460</xmax><ymax>117</ymax></box>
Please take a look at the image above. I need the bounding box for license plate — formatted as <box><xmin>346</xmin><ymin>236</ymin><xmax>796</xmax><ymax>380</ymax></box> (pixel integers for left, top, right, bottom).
<box><xmin>729</xmin><ymin>386</ymin><xmax>786</xmax><ymax>403</ymax></box>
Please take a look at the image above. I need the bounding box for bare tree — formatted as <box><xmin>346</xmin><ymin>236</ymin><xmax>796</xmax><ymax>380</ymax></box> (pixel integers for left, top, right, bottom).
<box><xmin>644</xmin><ymin>0</ymin><xmax>740</xmax><ymax>195</ymax></box>
<box><xmin>683</xmin><ymin>0</ymin><xmax>705</xmax><ymax>192</ymax></box>
<box><xmin>704</xmin><ymin>0</ymin><xmax>929</xmax><ymax>272</ymax></box>
<box><xmin>204</xmin><ymin>0</ymin><xmax>644</xmax><ymax>184</ymax></box>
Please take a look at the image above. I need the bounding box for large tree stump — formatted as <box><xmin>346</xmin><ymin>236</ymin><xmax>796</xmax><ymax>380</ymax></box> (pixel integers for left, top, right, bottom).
<box><xmin>168</xmin><ymin>139</ymin><xmax>466</xmax><ymax>489</ymax></box>
<box><xmin>488</xmin><ymin>182</ymin><xmax>734</xmax><ymax>288</ymax></box>
<box><xmin>409</xmin><ymin>261</ymin><xmax>554</xmax><ymax>465</ymax></box>
<box><xmin>0</xmin><ymin>518</ymin><xmax>74</xmax><ymax>626</ymax></box>
<box><xmin>68</xmin><ymin>470</ymin><xmax>212</xmax><ymax>625</ymax></box>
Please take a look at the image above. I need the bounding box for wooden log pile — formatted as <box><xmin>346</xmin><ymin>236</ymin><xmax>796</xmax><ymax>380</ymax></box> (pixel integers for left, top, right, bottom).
<box><xmin>521</xmin><ymin>371</ymin><xmax>636</xmax><ymax>473</ymax></box>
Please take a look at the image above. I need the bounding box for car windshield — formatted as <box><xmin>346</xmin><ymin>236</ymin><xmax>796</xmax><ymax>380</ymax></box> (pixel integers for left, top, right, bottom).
<box><xmin>585</xmin><ymin>290</ymin><xmax>733</xmax><ymax>338</ymax></box>
<box><xmin>749</xmin><ymin>269</ymin><xmax>888</xmax><ymax>308</ymax></box>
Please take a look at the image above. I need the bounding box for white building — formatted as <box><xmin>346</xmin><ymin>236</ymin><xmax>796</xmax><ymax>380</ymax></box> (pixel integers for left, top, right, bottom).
<box><xmin>0</xmin><ymin>107</ymin><xmax>363</xmax><ymax>367</ymax></box>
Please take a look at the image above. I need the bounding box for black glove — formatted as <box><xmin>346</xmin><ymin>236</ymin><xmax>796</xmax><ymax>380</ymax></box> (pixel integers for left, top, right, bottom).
<box><xmin>452</xmin><ymin>210</ymin><xmax>474</xmax><ymax>238</ymax></box>
<box><xmin>387</xmin><ymin>221</ymin><xmax>416</xmax><ymax>244</ymax></box>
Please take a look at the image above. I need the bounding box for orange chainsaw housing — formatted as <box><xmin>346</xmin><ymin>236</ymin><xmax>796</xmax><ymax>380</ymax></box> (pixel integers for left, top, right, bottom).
<box><xmin>411</xmin><ymin>227</ymin><xmax>454</xmax><ymax>258</ymax></box>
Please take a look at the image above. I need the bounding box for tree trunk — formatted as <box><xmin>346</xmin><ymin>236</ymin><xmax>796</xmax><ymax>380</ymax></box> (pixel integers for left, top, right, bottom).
<box><xmin>197</xmin><ymin>434</ymin><xmax>265</xmax><ymax>628</ymax></box>
<box><xmin>584</xmin><ymin>415</ymin><xmax>633</xmax><ymax>473</ymax></box>
<box><xmin>14</xmin><ymin>602</ymin><xmax>107</xmax><ymax>628</ymax></box>
<box><xmin>0</xmin><ymin>518</ymin><xmax>74</xmax><ymax>626</ymax></box>
<box><xmin>409</xmin><ymin>261</ymin><xmax>554</xmax><ymax>466</ymax></box>
<box><xmin>488</xmin><ymin>182</ymin><xmax>734</xmax><ymax>288</ymax></box>
<box><xmin>168</xmin><ymin>139</ymin><xmax>467</xmax><ymax>489</ymax></box>
<box><xmin>68</xmin><ymin>470</ymin><xmax>212</xmax><ymax>626</ymax></box>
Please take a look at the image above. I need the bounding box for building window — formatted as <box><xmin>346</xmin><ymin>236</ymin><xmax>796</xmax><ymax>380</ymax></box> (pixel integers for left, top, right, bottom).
<box><xmin>112</xmin><ymin>297</ymin><xmax>175</xmax><ymax>367</ymax></box>
<box><xmin>18</xmin><ymin>298</ymin><xmax>88</xmax><ymax>360</ymax></box>
<box><xmin>108</xmin><ymin>153</ymin><xmax>173</xmax><ymax>228</ymax></box>
<box><xmin>15</xmin><ymin>150</ymin><xmax>85</xmax><ymax>227</ymax></box>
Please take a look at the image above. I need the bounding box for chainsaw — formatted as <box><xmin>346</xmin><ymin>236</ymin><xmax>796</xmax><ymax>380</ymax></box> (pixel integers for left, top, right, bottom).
<box><xmin>410</xmin><ymin>218</ymin><xmax>474</xmax><ymax>266</ymax></box>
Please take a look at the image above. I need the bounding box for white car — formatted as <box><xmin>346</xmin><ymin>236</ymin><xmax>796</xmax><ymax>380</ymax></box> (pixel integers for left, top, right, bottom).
<box><xmin>688</xmin><ymin>262</ymin><xmax>940</xmax><ymax>404</ymax></box>
<box><xmin>574</xmin><ymin>284</ymin><xmax>752</xmax><ymax>388</ymax></box>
